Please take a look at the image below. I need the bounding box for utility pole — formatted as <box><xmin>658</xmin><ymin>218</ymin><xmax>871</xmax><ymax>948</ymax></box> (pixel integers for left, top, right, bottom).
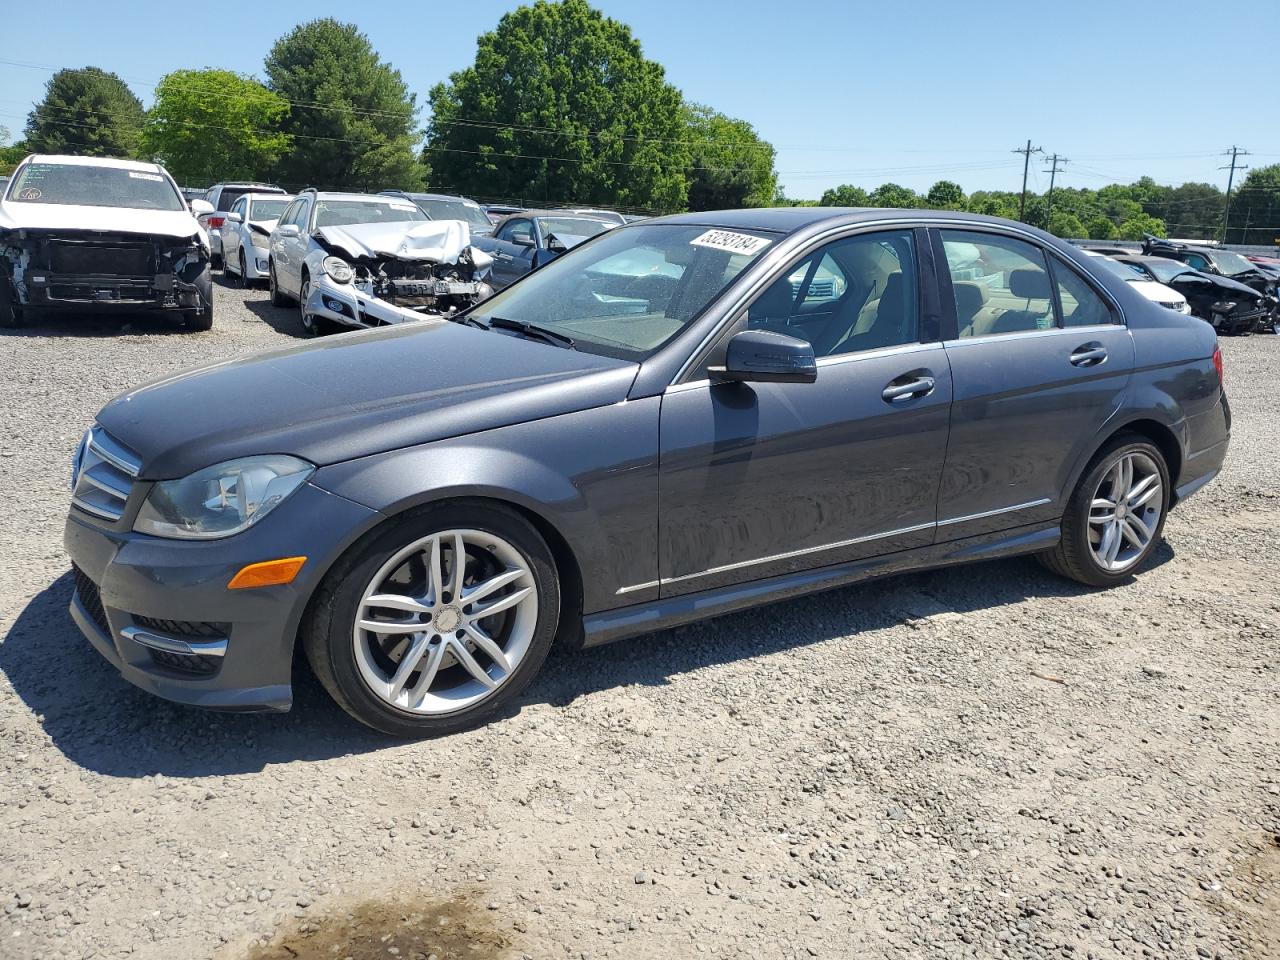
<box><xmin>1012</xmin><ymin>140</ymin><xmax>1042</xmax><ymax>222</ymax></box>
<box><xmin>1043</xmin><ymin>154</ymin><xmax>1069</xmax><ymax>227</ymax></box>
<box><xmin>1219</xmin><ymin>145</ymin><xmax>1249</xmax><ymax>243</ymax></box>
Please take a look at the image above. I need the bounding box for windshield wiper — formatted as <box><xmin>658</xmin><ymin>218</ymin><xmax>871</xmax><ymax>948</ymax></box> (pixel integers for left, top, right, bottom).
<box><xmin>487</xmin><ymin>316</ymin><xmax>577</xmax><ymax>350</ymax></box>
<box><xmin>449</xmin><ymin>314</ymin><xmax>491</xmax><ymax>330</ymax></box>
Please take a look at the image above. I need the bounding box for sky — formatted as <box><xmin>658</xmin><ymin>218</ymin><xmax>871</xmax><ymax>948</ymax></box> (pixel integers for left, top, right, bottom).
<box><xmin>2</xmin><ymin>0</ymin><xmax>1277</xmax><ymax>200</ymax></box>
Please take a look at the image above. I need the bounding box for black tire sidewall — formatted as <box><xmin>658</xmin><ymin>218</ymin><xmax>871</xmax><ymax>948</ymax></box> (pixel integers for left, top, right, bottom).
<box><xmin>307</xmin><ymin>503</ymin><xmax>561</xmax><ymax>738</ymax></box>
<box><xmin>1066</xmin><ymin>438</ymin><xmax>1170</xmax><ymax>585</ymax></box>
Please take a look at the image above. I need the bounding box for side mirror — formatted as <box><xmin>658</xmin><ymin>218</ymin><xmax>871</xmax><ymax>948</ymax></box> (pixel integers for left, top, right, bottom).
<box><xmin>545</xmin><ymin>233</ymin><xmax>568</xmax><ymax>253</ymax></box>
<box><xmin>708</xmin><ymin>329</ymin><xmax>817</xmax><ymax>385</ymax></box>
<box><xmin>225</xmin><ymin>212</ymin><xmax>243</xmax><ymax>224</ymax></box>
<box><xmin>190</xmin><ymin>199</ymin><xmax>214</xmax><ymax>216</ymax></box>
<box><xmin>275</xmin><ymin>224</ymin><xmax>301</xmax><ymax>238</ymax></box>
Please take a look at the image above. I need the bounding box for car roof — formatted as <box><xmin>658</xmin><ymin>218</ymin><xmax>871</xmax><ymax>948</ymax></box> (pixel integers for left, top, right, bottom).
<box><xmin>308</xmin><ymin>191</ymin><xmax>414</xmax><ymax>202</ymax></box>
<box><xmin>399</xmin><ymin>192</ymin><xmax>482</xmax><ymax>205</ymax></box>
<box><xmin>21</xmin><ymin>153</ymin><xmax>166</xmax><ymax>174</ymax></box>
<box><xmin>513</xmin><ymin>209</ymin><xmax>616</xmax><ymax>221</ymax></box>
<box><xmin>213</xmin><ymin>182</ymin><xmax>283</xmax><ymax>190</ymax></box>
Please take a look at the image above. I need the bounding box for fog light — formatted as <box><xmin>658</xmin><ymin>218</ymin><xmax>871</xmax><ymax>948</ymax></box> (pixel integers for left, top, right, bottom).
<box><xmin>324</xmin><ymin>297</ymin><xmax>346</xmax><ymax>313</ymax></box>
<box><xmin>227</xmin><ymin>556</ymin><xmax>307</xmax><ymax>590</ymax></box>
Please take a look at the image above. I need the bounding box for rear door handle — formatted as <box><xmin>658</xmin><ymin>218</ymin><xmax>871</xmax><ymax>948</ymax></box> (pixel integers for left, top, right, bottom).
<box><xmin>882</xmin><ymin>373</ymin><xmax>936</xmax><ymax>403</ymax></box>
<box><xmin>1070</xmin><ymin>343</ymin><xmax>1108</xmax><ymax>367</ymax></box>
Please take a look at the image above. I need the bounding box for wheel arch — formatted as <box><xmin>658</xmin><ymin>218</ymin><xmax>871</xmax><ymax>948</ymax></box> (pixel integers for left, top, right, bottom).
<box><xmin>1066</xmin><ymin>416</ymin><xmax>1184</xmax><ymax>510</ymax></box>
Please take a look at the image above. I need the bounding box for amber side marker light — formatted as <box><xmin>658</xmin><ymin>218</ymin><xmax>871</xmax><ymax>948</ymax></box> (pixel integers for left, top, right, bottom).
<box><xmin>227</xmin><ymin>556</ymin><xmax>307</xmax><ymax>590</ymax></box>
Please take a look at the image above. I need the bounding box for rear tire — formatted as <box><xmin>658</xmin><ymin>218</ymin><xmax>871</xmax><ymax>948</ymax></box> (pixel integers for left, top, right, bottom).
<box><xmin>269</xmin><ymin>260</ymin><xmax>290</xmax><ymax>307</ymax></box>
<box><xmin>1039</xmin><ymin>435</ymin><xmax>1170</xmax><ymax>587</ymax></box>
<box><xmin>303</xmin><ymin>502</ymin><xmax>561</xmax><ymax>738</ymax></box>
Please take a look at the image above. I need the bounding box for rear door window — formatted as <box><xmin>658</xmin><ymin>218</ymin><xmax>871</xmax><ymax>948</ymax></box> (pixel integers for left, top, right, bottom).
<box><xmin>939</xmin><ymin>230</ymin><xmax>1057</xmax><ymax>337</ymax></box>
<box><xmin>1053</xmin><ymin>260</ymin><xmax>1115</xmax><ymax>327</ymax></box>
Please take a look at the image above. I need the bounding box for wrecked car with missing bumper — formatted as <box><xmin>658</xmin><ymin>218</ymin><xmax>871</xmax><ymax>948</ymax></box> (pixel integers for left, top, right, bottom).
<box><xmin>0</xmin><ymin>155</ymin><xmax>214</xmax><ymax>331</ymax></box>
<box><xmin>267</xmin><ymin>189</ymin><xmax>493</xmax><ymax>335</ymax></box>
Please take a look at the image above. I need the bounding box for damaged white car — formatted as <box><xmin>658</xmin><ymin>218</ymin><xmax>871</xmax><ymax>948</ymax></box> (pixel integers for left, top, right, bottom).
<box><xmin>0</xmin><ymin>154</ymin><xmax>215</xmax><ymax>330</ymax></box>
<box><xmin>267</xmin><ymin>189</ymin><xmax>494</xmax><ymax>335</ymax></box>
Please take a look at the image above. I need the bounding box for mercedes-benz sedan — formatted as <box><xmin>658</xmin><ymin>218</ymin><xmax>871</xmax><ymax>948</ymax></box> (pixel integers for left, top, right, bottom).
<box><xmin>64</xmin><ymin>209</ymin><xmax>1230</xmax><ymax>737</ymax></box>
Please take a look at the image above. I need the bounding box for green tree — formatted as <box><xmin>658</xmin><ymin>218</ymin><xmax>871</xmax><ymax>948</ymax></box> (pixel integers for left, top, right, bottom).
<box><xmin>265</xmin><ymin>19</ymin><xmax>423</xmax><ymax>191</ymax></box>
<box><xmin>870</xmin><ymin>182</ymin><xmax>919</xmax><ymax>208</ymax></box>
<box><xmin>24</xmin><ymin>67</ymin><xmax>143</xmax><ymax>157</ymax></box>
<box><xmin>0</xmin><ymin>125</ymin><xmax>26</xmax><ymax>175</ymax></box>
<box><xmin>966</xmin><ymin>190</ymin><xmax>1019</xmax><ymax>219</ymax></box>
<box><xmin>682</xmin><ymin>103</ymin><xmax>776</xmax><ymax>211</ymax></box>
<box><xmin>926</xmin><ymin>179</ymin><xmax>965</xmax><ymax>209</ymax></box>
<box><xmin>142</xmin><ymin>70</ymin><xmax>291</xmax><ymax>185</ymax></box>
<box><xmin>1227</xmin><ymin>164</ymin><xmax>1280</xmax><ymax>245</ymax></box>
<box><xmin>1048</xmin><ymin>211</ymin><xmax>1086</xmax><ymax>238</ymax></box>
<box><xmin>1117</xmin><ymin>213</ymin><xmax>1167</xmax><ymax>240</ymax></box>
<box><xmin>818</xmin><ymin>184</ymin><xmax>871</xmax><ymax>207</ymax></box>
<box><xmin>424</xmin><ymin>0</ymin><xmax>689</xmax><ymax>210</ymax></box>
<box><xmin>1087</xmin><ymin>215</ymin><xmax>1119</xmax><ymax>240</ymax></box>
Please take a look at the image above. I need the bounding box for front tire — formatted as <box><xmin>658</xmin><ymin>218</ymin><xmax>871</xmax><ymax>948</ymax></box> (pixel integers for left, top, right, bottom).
<box><xmin>303</xmin><ymin>503</ymin><xmax>561</xmax><ymax>738</ymax></box>
<box><xmin>238</xmin><ymin>251</ymin><xmax>249</xmax><ymax>288</ymax></box>
<box><xmin>269</xmin><ymin>260</ymin><xmax>290</xmax><ymax>307</ymax></box>
<box><xmin>1039</xmin><ymin>436</ymin><xmax>1170</xmax><ymax>587</ymax></box>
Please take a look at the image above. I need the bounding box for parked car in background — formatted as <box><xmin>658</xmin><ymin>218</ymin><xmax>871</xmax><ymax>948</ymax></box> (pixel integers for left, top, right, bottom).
<box><xmin>219</xmin><ymin>192</ymin><xmax>294</xmax><ymax>287</ymax></box>
<box><xmin>0</xmin><ymin>154</ymin><xmax>214</xmax><ymax>330</ymax></box>
<box><xmin>473</xmin><ymin>210</ymin><xmax>614</xmax><ymax>289</ymax></box>
<box><xmin>380</xmin><ymin>190</ymin><xmax>495</xmax><ymax>237</ymax></box>
<box><xmin>482</xmin><ymin>203</ymin><xmax>525</xmax><ymax>224</ymax></box>
<box><xmin>562</xmin><ymin>207</ymin><xmax>627</xmax><ymax>225</ymax></box>
<box><xmin>1142</xmin><ymin>236</ymin><xmax>1278</xmax><ymax>302</ymax></box>
<box><xmin>180</xmin><ymin>186</ymin><xmax>206</xmax><ymax>207</ymax></box>
<box><xmin>1080</xmin><ymin>250</ymin><xmax>1189</xmax><ymax>313</ymax></box>
<box><xmin>199</xmin><ymin>182</ymin><xmax>286</xmax><ymax>267</ymax></box>
<box><xmin>1114</xmin><ymin>254</ymin><xmax>1274</xmax><ymax>334</ymax></box>
<box><xmin>1077</xmin><ymin>244</ymin><xmax>1138</xmax><ymax>258</ymax></box>
<box><xmin>64</xmin><ymin>208</ymin><xmax>1228</xmax><ymax>736</ymax></box>
<box><xmin>268</xmin><ymin>189</ymin><xmax>493</xmax><ymax>335</ymax></box>
<box><xmin>0</xmin><ymin>176</ymin><xmax>11</xmax><ymax>197</ymax></box>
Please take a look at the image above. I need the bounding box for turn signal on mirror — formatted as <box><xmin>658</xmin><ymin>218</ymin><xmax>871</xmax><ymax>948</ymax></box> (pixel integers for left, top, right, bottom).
<box><xmin>227</xmin><ymin>556</ymin><xmax>307</xmax><ymax>590</ymax></box>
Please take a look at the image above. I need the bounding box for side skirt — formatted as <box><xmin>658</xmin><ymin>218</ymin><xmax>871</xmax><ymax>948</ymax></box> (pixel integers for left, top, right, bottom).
<box><xmin>581</xmin><ymin>522</ymin><xmax>1060</xmax><ymax>648</ymax></box>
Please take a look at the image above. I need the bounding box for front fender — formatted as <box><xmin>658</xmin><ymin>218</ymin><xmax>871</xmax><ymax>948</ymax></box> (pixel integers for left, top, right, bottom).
<box><xmin>309</xmin><ymin>398</ymin><xmax>661</xmax><ymax>614</ymax></box>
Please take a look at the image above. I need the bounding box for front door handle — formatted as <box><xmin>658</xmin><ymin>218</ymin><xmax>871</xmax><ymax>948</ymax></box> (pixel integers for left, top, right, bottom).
<box><xmin>1070</xmin><ymin>343</ymin><xmax>1108</xmax><ymax>367</ymax></box>
<box><xmin>882</xmin><ymin>373</ymin><xmax>936</xmax><ymax>403</ymax></box>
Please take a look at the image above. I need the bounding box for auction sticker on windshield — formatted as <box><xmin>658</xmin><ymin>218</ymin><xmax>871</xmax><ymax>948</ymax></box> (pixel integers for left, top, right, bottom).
<box><xmin>128</xmin><ymin>172</ymin><xmax>163</xmax><ymax>182</ymax></box>
<box><xmin>690</xmin><ymin>229</ymin><xmax>771</xmax><ymax>255</ymax></box>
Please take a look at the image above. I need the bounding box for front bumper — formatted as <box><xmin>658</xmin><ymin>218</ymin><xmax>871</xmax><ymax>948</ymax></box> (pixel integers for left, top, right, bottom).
<box><xmin>63</xmin><ymin>481</ymin><xmax>382</xmax><ymax>712</ymax></box>
<box><xmin>21</xmin><ymin>263</ymin><xmax>212</xmax><ymax>312</ymax></box>
<box><xmin>243</xmin><ymin>247</ymin><xmax>271</xmax><ymax>280</ymax></box>
<box><xmin>304</xmin><ymin>273</ymin><xmax>477</xmax><ymax>330</ymax></box>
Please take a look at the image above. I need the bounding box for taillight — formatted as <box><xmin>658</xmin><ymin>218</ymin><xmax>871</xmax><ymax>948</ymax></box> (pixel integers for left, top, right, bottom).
<box><xmin>1212</xmin><ymin>344</ymin><xmax>1224</xmax><ymax>385</ymax></box>
<box><xmin>207</xmin><ymin>216</ymin><xmax>225</xmax><ymax>229</ymax></box>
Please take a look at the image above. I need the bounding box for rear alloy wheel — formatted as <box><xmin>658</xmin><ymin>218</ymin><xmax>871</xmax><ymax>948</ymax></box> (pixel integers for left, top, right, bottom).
<box><xmin>269</xmin><ymin>261</ymin><xmax>289</xmax><ymax>307</ymax></box>
<box><xmin>1039</xmin><ymin>437</ymin><xmax>1169</xmax><ymax>587</ymax></box>
<box><xmin>304</xmin><ymin>504</ymin><xmax>560</xmax><ymax>738</ymax></box>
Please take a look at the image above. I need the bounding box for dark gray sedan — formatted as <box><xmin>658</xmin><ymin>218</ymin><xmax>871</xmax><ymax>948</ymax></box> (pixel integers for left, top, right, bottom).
<box><xmin>64</xmin><ymin>208</ymin><xmax>1230</xmax><ymax>737</ymax></box>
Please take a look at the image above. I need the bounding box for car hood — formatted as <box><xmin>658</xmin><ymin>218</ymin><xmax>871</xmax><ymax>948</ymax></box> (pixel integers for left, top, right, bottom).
<box><xmin>0</xmin><ymin>200</ymin><xmax>201</xmax><ymax>238</ymax></box>
<box><xmin>1127</xmin><ymin>280</ymin><xmax>1185</xmax><ymax>304</ymax></box>
<box><xmin>316</xmin><ymin>219</ymin><xmax>472</xmax><ymax>263</ymax></box>
<box><xmin>95</xmin><ymin>321</ymin><xmax>639</xmax><ymax>479</ymax></box>
<box><xmin>1187</xmin><ymin>271</ymin><xmax>1264</xmax><ymax>299</ymax></box>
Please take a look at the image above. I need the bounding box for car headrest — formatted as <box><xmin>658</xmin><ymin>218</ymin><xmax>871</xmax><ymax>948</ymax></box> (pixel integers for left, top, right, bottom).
<box><xmin>952</xmin><ymin>280</ymin><xmax>988</xmax><ymax>319</ymax></box>
<box><xmin>1009</xmin><ymin>268</ymin><xmax>1051</xmax><ymax>300</ymax></box>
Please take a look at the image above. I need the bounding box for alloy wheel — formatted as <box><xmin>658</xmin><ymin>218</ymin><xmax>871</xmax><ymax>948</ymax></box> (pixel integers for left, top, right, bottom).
<box><xmin>352</xmin><ymin>529</ymin><xmax>539</xmax><ymax>715</ymax></box>
<box><xmin>1088</xmin><ymin>451</ymin><xmax>1162</xmax><ymax>573</ymax></box>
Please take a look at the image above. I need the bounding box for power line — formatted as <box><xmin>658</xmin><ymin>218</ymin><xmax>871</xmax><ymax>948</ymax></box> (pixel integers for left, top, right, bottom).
<box><xmin>1219</xmin><ymin>145</ymin><xmax>1249</xmax><ymax>242</ymax></box>
<box><xmin>1012</xmin><ymin>140</ymin><xmax>1043</xmax><ymax>221</ymax></box>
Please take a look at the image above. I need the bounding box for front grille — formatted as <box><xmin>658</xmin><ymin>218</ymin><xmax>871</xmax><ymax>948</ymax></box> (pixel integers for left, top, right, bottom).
<box><xmin>71</xmin><ymin>427</ymin><xmax>140</xmax><ymax>522</ymax></box>
<box><xmin>147</xmin><ymin>649</ymin><xmax>219</xmax><ymax>676</ymax></box>
<box><xmin>48</xmin><ymin>240</ymin><xmax>153</xmax><ymax>276</ymax></box>
<box><xmin>133</xmin><ymin>616</ymin><xmax>228</xmax><ymax>639</ymax></box>
<box><xmin>71</xmin><ymin>564</ymin><xmax>109</xmax><ymax>636</ymax></box>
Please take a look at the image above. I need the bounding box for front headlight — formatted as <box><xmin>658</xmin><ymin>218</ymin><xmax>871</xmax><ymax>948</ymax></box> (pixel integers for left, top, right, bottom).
<box><xmin>133</xmin><ymin>455</ymin><xmax>314</xmax><ymax>540</ymax></box>
<box><xmin>250</xmin><ymin>231</ymin><xmax>271</xmax><ymax>251</ymax></box>
<box><xmin>322</xmin><ymin>256</ymin><xmax>353</xmax><ymax>284</ymax></box>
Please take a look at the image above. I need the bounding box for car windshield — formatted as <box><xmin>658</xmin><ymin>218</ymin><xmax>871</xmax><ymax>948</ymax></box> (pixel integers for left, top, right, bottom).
<box><xmin>1144</xmin><ymin>258</ymin><xmax>1195</xmax><ymax>283</ymax></box>
<box><xmin>411</xmin><ymin>197</ymin><xmax>493</xmax><ymax>231</ymax></box>
<box><xmin>1086</xmin><ymin>254</ymin><xmax>1145</xmax><ymax>282</ymax></box>
<box><xmin>468</xmin><ymin>223</ymin><xmax>778</xmax><ymax>360</ymax></box>
<box><xmin>314</xmin><ymin>199</ymin><xmax>428</xmax><ymax>228</ymax></box>
<box><xmin>536</xmin><ymin>217</ymin><xmax>612</xmax><ymax>245</ymax></box>
<box><xmin>1209</xmin><ymin>250</ymin><xmax>1256</xmax><ymax>277</ymax></box>
<box><xmin>249</xmin><ymin>198</ymin><xmax>290</xmax><ymax>221</ymax></box>
<box><xmin>8</xmin><ymin>162</ymin><xmax>184</xmax><ymax>211</ymax></box>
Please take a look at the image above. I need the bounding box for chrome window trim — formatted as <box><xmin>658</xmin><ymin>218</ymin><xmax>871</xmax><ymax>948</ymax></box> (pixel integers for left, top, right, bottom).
<box><xmin>661</xmin><ymin>521</ymin><xmax>936</xmax><ymax>586</ymax></box>
<box><xmin>671</xmin><ymin>216</ymin><xmax>1127</xmax><ymax>387</ymax></box>
<box><xmin>941</xmin><ymin>323</ymin><xmax>1121</xmax><ymax>349</ymax></box>
<box><xmin>937</xmin><ymin>498</ymin><xmax>1052</xmax><ymax>527</ymax></box>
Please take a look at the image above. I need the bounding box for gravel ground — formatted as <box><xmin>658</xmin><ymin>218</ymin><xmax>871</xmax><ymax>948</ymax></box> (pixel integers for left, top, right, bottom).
<box><xmin>0</xmin><ymin>276</ymin><xmax>1276</xmax><ymax>960</ymax></box>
